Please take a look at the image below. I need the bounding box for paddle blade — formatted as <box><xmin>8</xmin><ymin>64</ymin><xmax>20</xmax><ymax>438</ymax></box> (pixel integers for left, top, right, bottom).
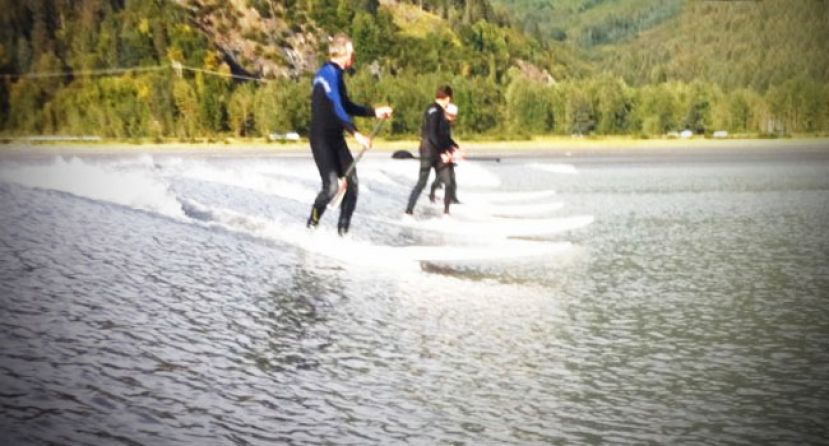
<box><xmin>328</xmin><ymin>178</ymin><xmax>347</xmax><ymax>209</ymax></box>
<box><xmin>464</xmin><ymin>156</ymin><xmax>501</xmax><ymax>162</ymax></box>
<box><xmin>391</xmin><ymin>150</ymin><xmax>416</xmax><ymax>159</ymax></box>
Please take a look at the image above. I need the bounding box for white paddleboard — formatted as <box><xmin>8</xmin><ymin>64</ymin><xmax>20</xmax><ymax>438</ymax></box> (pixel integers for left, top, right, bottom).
<box><xmin>376</xmin><ymin>214</ymin><xmax>593</xmax><ymax>238</ymax></box>
<box><xmin>287</xmin><ymin>227</ymin><xmax>572</xmax><ymax>264</ymax></box>
<box><xmin>527</xmin><ymin>162</ymin><xmax>579</xmax><ymax>175</ymax></box>
<box><xmin>399</xmin><ymin>240</ymin><xmax>572</xmax><ymax>262</ymax></box>
<box><xmin>186</xmin><ymin>201</ymin><xmax>573</xmax><ymax>266</ymax></box>
<box><xmin>429</xmin><ymin>198</ymin><xmax>565</xmax><ymax>218</ymax></box>
<box><xmin>379</xmin><ymin>162</ymin><xmax>501</xmax><ymax>188</ymax></box>
<box><xmin>459</xmin><ymin>189</ymin><xmax>558</xmax><ymax>203</ymax></box>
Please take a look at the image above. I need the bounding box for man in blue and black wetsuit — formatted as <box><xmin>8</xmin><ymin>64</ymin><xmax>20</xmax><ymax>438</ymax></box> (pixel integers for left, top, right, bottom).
<box><xmin>306</xmin><ymin>33</ymin><xmax>392</xmax><ymax>235</ymax></box>
<box><xmin>405</xmin><ymin>85</ymin><xmax>457</xmax><ymax>216</ymax></box>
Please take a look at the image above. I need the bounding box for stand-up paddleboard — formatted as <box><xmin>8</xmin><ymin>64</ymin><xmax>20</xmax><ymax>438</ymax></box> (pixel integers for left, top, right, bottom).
<box><xmin>400</xmin><ymin>240</ymin><xmax>572</xmax><ymax>262</ymax></box>
<box><xmin>428</xmin><ymin>196</ymin><xmax>564</xmax><ymax>218</ymax></box>
<box><xmin>375</xmin><ymin>214</ymin><xmax>593</xmax><ymax>238</ymax></box>
<box><xmin>295</xmin><ymin>232</ymin><xmax>573</xmax><ymax>264</ymax></box>
<box><xmin>182</xmin><ymin>200</ymin><xmax>573</xmax><ymax>266</ymax></box>
<box><xmin>379</xmin><ymin>163</ymin><xmax>502</xmax><ymax>189</ymax></box>
<box><xmin>527</xmin><ymin>162</ymin><xmax>579</xmax><ymax>175</ymax></box>
<box><xmin>465</xmin><ymin>202</ymin><xmax>564</xmax><ymax>218</ymax></box>
<box><xmin>459</xmin><ymin>189</ymin><xmax>558</xmax><ymax>203</ymax></box>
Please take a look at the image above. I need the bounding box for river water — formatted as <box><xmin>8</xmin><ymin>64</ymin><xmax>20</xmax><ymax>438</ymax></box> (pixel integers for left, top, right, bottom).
<box><xmin>1</xmin><ymin>143</ymin><xmax>827</xmax><ymax>445</ymax></box>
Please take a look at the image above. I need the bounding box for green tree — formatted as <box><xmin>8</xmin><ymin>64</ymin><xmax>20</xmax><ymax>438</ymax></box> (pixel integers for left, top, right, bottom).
<box><xmin>634</xmin><ymin>84</ymin><xmax>678</xmax><ymax>136</ymax></box>
<box><xmin>463</xmin><ymin>0</ymin><xmax>492</xmax><ymax>25</ymax></box>
<box><xmin>452</xmin><ymin>75</ymin><xmax>502</xmax><ymax>135</ymax></box>
<box><xmin>355</xmin><ymin>0</ymin><xmax>380</xmax><ymax>14</ymax></box>
<box><xmin>335</xmin><ymin>0</ymin><xmax>354</xmax><ymax>31</ymax></box>
<box><xmin>565</xmin><ymin>85</ymin><xmax>594</xmax><ymax>135</ymax></box>
<box><xmin>351</xmin><ymin>11</ymin><xmax>383</xmax><ymax>65</ymax></box>
<box><xmin>372</xmin><ymin>71</ymin><xmax>437</xmax><ymax>135</ymax></box>
<box><xmin>97</xmin><ymin>76</ymin><xmax>152</xmax><ymax>138</ymax></box>
<box><xmin>254</xmin><ymin>78</ymin><xmax>311</xmax><ymax>137</ymax></box>
<box><xmin>504</xmin><ymin>69</ymin><xmax>552</xmax><ymax>135</ymax></box>
<box><xmin>195</xmin><ymin>54</ymin><xmax>231</xmax><ymax>133</ymax></box>
<box><xmin>144</xmin><ymin>72</ymin><xmax>176</xmax><ymax>137</ymax></box>
<box><xmin>767</xmin><ymin>75</ymin><xmax>825</xmax><ymax>134</ymax></box>
<box><xmin>727</xmin><ymin>89</ymin><xmax>752</xmax><ymax>133</ymax></box>
<box><xmin>309</xmin><ymin>0</ymin><xmax>339</xmax><ymax>31</ymax></box>
<box><xmin>593</xmin><ymin>74</ymin><xmax>632</xmax><ymax>134</ymax></box>
<box><xmin>228</xmin><ymin>82</ymin><xmax>257</xmax><ymax>136</ymax></box>
<box><xmin>172</xmin><ymin>77</ymin><xmax>201</xmax><ymax>137</ymax></box>
<box><xmin>8</xmin><ymin>78</ymin><xmax>43</xmax><ymax>132</ymax></box>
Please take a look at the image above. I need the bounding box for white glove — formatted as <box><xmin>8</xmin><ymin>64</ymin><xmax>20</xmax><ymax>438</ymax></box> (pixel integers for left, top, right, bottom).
<box><xmin>375</xmin><ymin>106</ymin><xmax>393</xmax><ymax>120</ymax></box>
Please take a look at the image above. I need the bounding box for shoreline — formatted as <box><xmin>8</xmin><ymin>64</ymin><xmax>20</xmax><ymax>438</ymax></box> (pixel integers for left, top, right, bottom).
<box><xmin>2</xmin><ymin>135</ymin><xmax>828</xmax><ymax>158</ymax></box>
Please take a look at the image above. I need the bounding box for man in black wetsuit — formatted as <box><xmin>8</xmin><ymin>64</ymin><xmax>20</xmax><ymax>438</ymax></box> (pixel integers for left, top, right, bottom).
<box><xmin>405</xmin><ymin>85</ymin><xmax>457</xmax><ymax>216</ymax></box>
<box><xmin>306</xmin><ymin>33</ymin><xmax>392</xmax><ymax>235</ymax></box>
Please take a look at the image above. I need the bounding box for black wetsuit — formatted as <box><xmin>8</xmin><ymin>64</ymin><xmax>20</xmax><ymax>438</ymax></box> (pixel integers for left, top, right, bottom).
<box><xmin>307</xmin><ymin>61</ymin><xmax>374</xmax><ymax>234</ymax></box>
<box><xmin>406</xmin><ymin>102</ymin><xmax>456</xmax><ymax>214</ymax></box>
<box><xmin>429</xmin><ymin>118</ymin><xmax>459</xmax><ymax>204</ymax></box>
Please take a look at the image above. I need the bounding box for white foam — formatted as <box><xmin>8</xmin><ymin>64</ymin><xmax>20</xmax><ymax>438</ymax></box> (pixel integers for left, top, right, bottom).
<box><xmin>183</xmin><ymin>200</ymin><xmax>572</xmax><ymax>266</ymax></box>
<box><xmin>176</xmin><ymin>162</ymin><xmax>316</xmax><ymax>202</ymax></box>
<box><xmin>250</xmin><ymin>161</ymin><xmax>317</xmax><ymax>179</ymax></box>
<box><xmin>355</xmin><ymin>166</ymin><xmax>400</xmax><ymax>187</ymax></box>
<box><xmin>0</xmin><ymin>157</ymin><xmax>185</xmax><ymax>219</ymax></box>
<box><xmin>376</xmin><ymin>214</ymin><xmax>593</xmax><ymax>238</ymax></box>
<box><xmin>528</xmin><ymin>162</ymin><xmax>579</xmax><ymax>175</ymax></box>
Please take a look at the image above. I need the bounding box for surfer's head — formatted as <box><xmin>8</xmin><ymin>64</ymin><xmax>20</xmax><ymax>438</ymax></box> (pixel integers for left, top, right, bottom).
<box><xmin>329</xmin><ymin>33</ymin><xmax>355</xmax><ymax>70</ymax></box>
<box><xmin>435</xmin><ymin>85</ymin><xmax>453</xmax><ymax>108</ymax></box>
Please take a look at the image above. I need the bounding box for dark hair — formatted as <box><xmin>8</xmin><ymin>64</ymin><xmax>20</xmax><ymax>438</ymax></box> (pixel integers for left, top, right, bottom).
<box><xmin>436</xmin><ymin>85</ymin><xmax>453</xmax><ymax>99</ymax></box>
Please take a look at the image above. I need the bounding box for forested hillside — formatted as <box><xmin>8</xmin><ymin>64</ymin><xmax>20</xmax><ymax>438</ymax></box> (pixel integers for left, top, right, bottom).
<box><xmin>0</xmin><ymin>0</ymin><xmax>827</xmax><ymax>140</ymax></box>
<box><xmin>598</xmin><ymin>0</ymin><xmax>829</xmax><ymax>91</ymax></box>
<box><xmin>494</xmin><ymin>0</ymin><xmax>829</xmax><ymax>135</ymax></box>
<box><xmin>489</xmin><ymin>0</ymin><xmax>683</xmax><ymax>47</ymax></box>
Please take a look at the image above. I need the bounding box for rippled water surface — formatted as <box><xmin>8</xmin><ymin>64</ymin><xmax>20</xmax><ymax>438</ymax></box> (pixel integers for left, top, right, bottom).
<box><xmin>1</xmin><ymin>144</ymin><xmax>828</xmax><ymax>445</ymax></box>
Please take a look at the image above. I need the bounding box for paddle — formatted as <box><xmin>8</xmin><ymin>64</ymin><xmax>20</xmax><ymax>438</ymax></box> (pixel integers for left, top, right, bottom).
<box><xmin>391</xmin><ymin>149</ymin><xmax>501</xmax><ymax>162</ymax></box>
<box><xmin>328</xmin><ymin>120</ymin><xmax>386</xmax><ymax>209</ymax></box>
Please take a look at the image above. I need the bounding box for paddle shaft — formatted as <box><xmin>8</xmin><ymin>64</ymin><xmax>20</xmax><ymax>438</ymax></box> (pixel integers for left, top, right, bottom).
<box><xmin>391</xmin><ymin>149</ymin><xmax>500</xmax><ymax>162</ymax></box>
<box><xmin>344</xmin><ymin>120</ymin><xmax>386</xmax><ymax>177</ymax></box>
<box><xmin>328</xmin><ymin>120</ymin><xmax>385</xmax><ymax>209</ymax></box>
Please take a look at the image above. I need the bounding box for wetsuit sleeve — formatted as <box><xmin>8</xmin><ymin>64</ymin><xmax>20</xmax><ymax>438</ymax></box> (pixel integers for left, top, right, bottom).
<box><xmin>339</xmin><ymin>75</ymin><xmax>375</xmax><ymax>120</ymax></box>
<box><xmin>426</xmin><ymin>108</ymin><xmax>453</xmax><ymax>153</ymax></box>
<box><xmin>315</xmin><ymin>66</ymin><xmax>360</xmax><ymax>134</ymax></box>
<box><xmin>441</xmin><ymin>119</ymin><xmax>458</xmax><ymax>148</ymax></box>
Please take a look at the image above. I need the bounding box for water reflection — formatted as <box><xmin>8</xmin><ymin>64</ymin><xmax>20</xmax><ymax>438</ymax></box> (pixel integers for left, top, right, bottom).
<box><xmin>250</xmin><ymin>262</ymin><xmax>348</xmax><ymax>374</ymax></box>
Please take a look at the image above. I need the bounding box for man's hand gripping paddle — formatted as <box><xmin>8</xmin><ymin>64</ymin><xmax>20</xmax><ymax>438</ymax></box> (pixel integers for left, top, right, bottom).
<box><xmin>328</xmin><ymin>120</ymin><xmax>386</xmax><ymax>210</ymax></box>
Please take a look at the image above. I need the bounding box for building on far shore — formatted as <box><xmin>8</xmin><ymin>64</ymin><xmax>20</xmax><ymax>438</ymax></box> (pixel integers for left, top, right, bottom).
<box><xmin>269</xmin><ymin>132</ymin><xmax>300</xmax><ymax>142</ymax></box>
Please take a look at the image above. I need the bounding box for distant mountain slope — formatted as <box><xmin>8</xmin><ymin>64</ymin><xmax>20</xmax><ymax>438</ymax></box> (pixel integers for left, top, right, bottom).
<box><xmin>1</xmin><ymin>0</ymin><xmax>825</xmax><ymax>138</ymax></box>
<box><xmin>597</xmin><ymin>0</ymin><xmax>829</xmax><ymax>90</ymax></box>
<box><xmin>489</xmin><ymin>0</ymin><xmax>683</xmax><ymax>46</ymax></box>
<box><xmin>173</xmin><ymin>0</ymin><xmax>323</xmax><ymax>78</ymax></box>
